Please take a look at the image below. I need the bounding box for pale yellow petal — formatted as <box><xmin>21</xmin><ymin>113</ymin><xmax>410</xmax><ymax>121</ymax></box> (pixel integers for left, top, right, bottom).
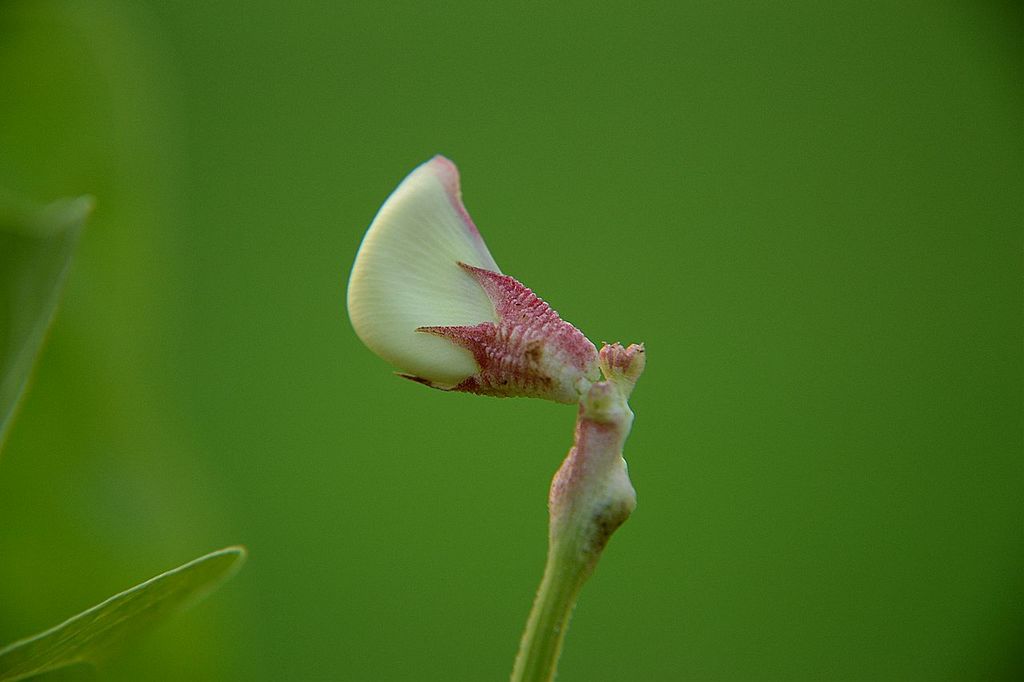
<box><xmin>347</xmin><ymin>156</ymin><xmax>500</xmax><ymax>387</ymax></box>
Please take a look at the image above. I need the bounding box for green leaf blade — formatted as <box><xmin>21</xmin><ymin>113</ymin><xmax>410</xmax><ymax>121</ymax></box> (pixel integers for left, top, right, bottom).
<box><xmin>0</xmin><ymin>195</ymin><xmax>93</xmax><ymax>451</ymax></box>
<box><xmin>0</xmin><ymin>546</ymin><xmax>246</xmax><ymax>682</ymax></box>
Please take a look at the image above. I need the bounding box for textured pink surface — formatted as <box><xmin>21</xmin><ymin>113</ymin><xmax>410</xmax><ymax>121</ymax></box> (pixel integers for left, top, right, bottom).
<box><xmin>414</xmin><ymin>263</ymin><xmax>598</xmax><ymax>402</ymax></box>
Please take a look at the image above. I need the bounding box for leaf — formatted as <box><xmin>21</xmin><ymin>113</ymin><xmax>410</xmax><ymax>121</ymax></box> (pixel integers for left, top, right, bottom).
<box><xmin>0</xmin><ymin>194</ymin><xmax>93</xmax><ymax>452</ymax></box>
<box><xmin>0</xmin><ymin>546</ymin><xmax>247</xmax><ymax>682</ymax></box>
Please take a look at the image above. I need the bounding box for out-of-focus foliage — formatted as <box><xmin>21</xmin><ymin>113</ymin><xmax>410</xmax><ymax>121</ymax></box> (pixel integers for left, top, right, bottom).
<box><xmin>0</xmin><ymin>188</ymin><xmax>243</xmax><ymax>681</ymax></box>
<box><xmin>0</xmin><ymin>1</ymin><xmax>1020</xmax><ymax>680</ymax></box>
<box><xmin>0</xmin><ymin>548</ymin><xmax>246</xmax><ymax>682</ymax></box>
<box><xmin>0</xmin><ymin>195</ymin><xmax>91</xmax><ymax>450</ymax></box>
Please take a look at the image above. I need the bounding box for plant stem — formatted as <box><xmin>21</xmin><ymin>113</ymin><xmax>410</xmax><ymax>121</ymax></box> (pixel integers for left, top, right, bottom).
<box><xmin>512</xmin><ymin>344</ymin><xmax>645</xmax><ymax>682</ymax></box>
<box><xmin>510</xmin><ymin>534</ymin><xmax>592</xmax><ymax>682</ymax></box>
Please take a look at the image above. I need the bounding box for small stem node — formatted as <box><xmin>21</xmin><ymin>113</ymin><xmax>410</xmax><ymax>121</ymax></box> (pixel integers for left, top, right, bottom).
<box><xmin>511</xmin><ymin>343</ymin><xmax>644</xmax><ymax>682</ymax></box>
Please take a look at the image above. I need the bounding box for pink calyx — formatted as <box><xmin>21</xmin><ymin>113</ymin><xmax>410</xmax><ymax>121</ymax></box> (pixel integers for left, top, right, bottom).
<box><xmin>408</xmin><ymin>263</ymin><xmax>600</xmax><ymax>403</ymax></box>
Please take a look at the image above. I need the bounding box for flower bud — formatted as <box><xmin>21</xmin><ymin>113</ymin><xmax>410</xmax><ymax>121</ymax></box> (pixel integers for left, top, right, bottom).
<box><xmin>347</xmin><ymin>156</ymin><xmax>599</xmax><ymax>403</ymax></box>
<box><xmin>598</xmin><ymin>342</ymin><xmax>646</xmax><ymax>396</ymax></box>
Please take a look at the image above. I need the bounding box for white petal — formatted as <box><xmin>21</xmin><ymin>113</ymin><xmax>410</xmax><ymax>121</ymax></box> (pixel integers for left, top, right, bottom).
<box><xmin>347</xmin><ymin>156</ymin><xmax>501</xmax><ymax>387</ymax></box>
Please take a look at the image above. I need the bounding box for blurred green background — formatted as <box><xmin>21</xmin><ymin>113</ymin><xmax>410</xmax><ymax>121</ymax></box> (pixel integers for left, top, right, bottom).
<box><xmin>1</xmin><ymin>1</ymin><xmax>1021</xmax><ymax>680</ymax></box>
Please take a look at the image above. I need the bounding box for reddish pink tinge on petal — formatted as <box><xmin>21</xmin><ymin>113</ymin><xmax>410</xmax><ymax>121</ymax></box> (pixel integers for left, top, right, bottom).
<box><xmin>428</xmin><ymin>155</ymin><xmax>485</xmax><ymax>241</ymax></box>
<box><xmin>415</xmin><ymin>263</ymin><xmax>598</xmax><ymax>402</ymax></box>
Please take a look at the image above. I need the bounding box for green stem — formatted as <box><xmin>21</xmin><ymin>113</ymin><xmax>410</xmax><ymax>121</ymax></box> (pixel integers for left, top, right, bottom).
<box><xmin>510</xmin><ymin>537</ymin><xmax>591</xmax><ymax>682</ymax></box>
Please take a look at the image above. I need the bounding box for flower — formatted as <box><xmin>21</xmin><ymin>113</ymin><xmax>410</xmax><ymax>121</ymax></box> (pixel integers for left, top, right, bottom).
<box><xmin>347</xmin><ymin>156</ymin><xmax>599</xmax><ymax>403</ymax></box>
